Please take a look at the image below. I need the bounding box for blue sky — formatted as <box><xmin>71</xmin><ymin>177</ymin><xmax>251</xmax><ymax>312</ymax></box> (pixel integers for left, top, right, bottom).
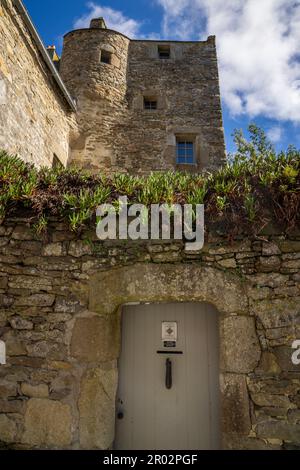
<box><xmin>24</xmin><ymin>0</ymin><xmax>300</xmax><ymax>153</ymax></box>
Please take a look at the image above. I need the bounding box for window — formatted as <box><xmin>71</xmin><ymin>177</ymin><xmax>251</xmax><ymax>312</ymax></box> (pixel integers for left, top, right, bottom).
<box><xmin>176</xmin><ymin>139</ymin><xmax>195</xmax><ymax>164</ymax></box>
<box><xmin>144</xmin><ymin>97</ymin><xmax>157</xmax><ymax>110</ymax></box>
<box><xmin>100</xmin><ymin>50</ymin><xmax>112</xmax><ymax>64</ymax></box>
<box><xmin>158</xmin><ymin>45</ymin><xmax>170</xmax><ymax>59</ymax></box>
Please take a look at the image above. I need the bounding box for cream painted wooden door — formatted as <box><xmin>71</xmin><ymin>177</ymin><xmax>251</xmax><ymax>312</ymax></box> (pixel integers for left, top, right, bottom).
<box><xmin>115</xmin><ymin>302</ymin><xmax>220</xmax><ymax>450</ymax></box>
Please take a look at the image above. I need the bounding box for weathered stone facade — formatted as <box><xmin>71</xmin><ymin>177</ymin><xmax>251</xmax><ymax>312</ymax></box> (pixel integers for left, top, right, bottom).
<box><xmin>0</xmin><ymin>218</ymin><xmax>299</xmax><ymax>449</ymax></box>
<box><xmin>60</xmin><ymin>23</ymin><xmax>226</xmax><ymax>174</ymax></box>
<box><xmin>0</xmin><ymin>0</ymin><xmax>75</xmax><ymax>168</ymax></box>
<box><xmin>0</xmin><ymin>2</ymin><xmax>225</xmax><ymax>174</ymax></box>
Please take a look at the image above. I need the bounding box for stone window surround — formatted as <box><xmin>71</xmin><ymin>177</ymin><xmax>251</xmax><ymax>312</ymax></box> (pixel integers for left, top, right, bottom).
<box><xmin>144</xmin><ymin>96</ymin><xmax>158</xmax><ymax>110</ymax></box>
<box><xmin>132</xmin><ymin>90</ymin><xmax>166</xmax><ymax>111</ymax></box>
<box><xmin>82</xmin><ymin>263</ymin><xmax>259</xmax><ymax>449</ymax></box>
<box><xmin>167</xmin><ymin>132</ymin><xmax>200</xmax><ymax>167</ymax></box>
<box><xmin>158</xmin><ymin>44</ymin><xmax>171</xmax><ymax>59</ymax></box>
<box><xmin>145</xmin><ymin>43</ymin><xmax>178</xmax><ymax>60</ymax></box>
<box><xmin>176</xmin><ymin>135</ymin><xmax>196</xmax><ymax>165</ymax></box>
<box><xmin>100</xmin><ymin>50</ymin><xmax>112</xmax><ymax>65</ymax></box>
<box><xmin>98</xmin><ymin>44</ymin><xmax>120</xmax><ymax>68</ymax></box>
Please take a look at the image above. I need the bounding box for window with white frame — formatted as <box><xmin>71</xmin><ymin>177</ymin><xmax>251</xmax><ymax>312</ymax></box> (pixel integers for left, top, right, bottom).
<box><xmin>176</xmin><ymin>139</ymin><xmax>195</xmax><ymax>164</ymax></box>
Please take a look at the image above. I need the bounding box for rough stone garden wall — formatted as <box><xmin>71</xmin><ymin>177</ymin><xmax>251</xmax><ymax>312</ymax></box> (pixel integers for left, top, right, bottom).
<box><xmin>0</xmin><ymin>218</ymin><xmax>299</xmax><ymax>449</ymax></box>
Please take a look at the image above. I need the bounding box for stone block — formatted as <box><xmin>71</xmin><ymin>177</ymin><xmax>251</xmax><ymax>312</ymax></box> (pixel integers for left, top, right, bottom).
<box><xmin>262</xmin><ymin>242</ymin><xmax>281</xmax><ymax>256</ymax></box>
<box><xmin>0</xmin><ymin>415</ymin><xmax>17</xmax><ymax>443</ymax></box>
<box><xmin>5</xmin><ymin>333</ymin><xmax>27</xmax><ymax>356</ymax></box>
<box><xmin>256</xmin><ymin>256</ymin><xmax>281</xmax><ymax>272</ymax></box>
<box><xmin>256</xmin><ymin>419</ymin><xmax>300</xmax><ymax>442</ymax></box>
<box><xmin>12</xmin><ymin>226</ymin><xmax>33</xmax><ymax>241</ymax></box>
<box><xmin>42</xmin><ymin>243</ymin><xmax>64</xmax><ymax>257</ymax></box>
<box><xmin>71</xmin><ymin>315</ymin><xmax>119</xmax><ymax>362</ymax></box>
<box><xmin>9</xmin><ymin>317</ymin><xmax>34</xmax><ymax>330</ymax></box>
<box><xmin>0</xmin><ymin>382</ymin><xmax>18</xmax><ymax>398</ymax></box>
<box><xmin>278</xmin><ymin>240</ymin><xmax>300</xmax><ymax>253</ymax></box>
<box><xmin>8</xmin><ymin>275</ymin><xmax>53</xmax><ymax>292</ymax></box>
<box><xmin>248</xmin><ymin>377</ymin><xmax>299</xmax><ymax>396</ymax></box>
<box><xmin>223</xmin><ymin>434</ymin><xmax>281</xmax><ymax>450</ymax></box>
<box><xmin>21</xmin><ymin>383</ymin><xmax>49</xmax><ymax>398</ymax></box>
<box><xmin>218</xmin><ymin>258</ymin><xmax>237</xmax><ymax>269</ymax></box>
<box><xmin>220</xmin><ymin>373</ymin><xmax>251</xmax><ymax>435</ymax></box>
<box><xmin>14</xmin><ymin>294</ymin><xmax>55</xmax><ymax>307</ymax></box>
<box><xmin>54</xmin><ymin>296</ymin><xmax>82</xmax><ymax>313</ymax></box>
<box><xmin>251</xmin><ymin>298</ymin><xmax>300</xmax><ymax>329</ymax></box>
<box><xmin>8</xmin><ymin>357</ymin><xmax>45</xmax><ymax>368</ymax></box>
<box><xmin>288</xmin><ymin>409</ymin><xmax>300</xmax><ymax>424</ymax></box>
<box><xmin>274</xmin><ymin>346</ymin><xmax>300</xmax><ymax>372</ymax></box>
<box><xmin>247</xmin><ymin>286</ymin><xmax>270</xmax><ymax>300</ymax></box>
<box><xmin>0</xmin><ymin>399</ymin><xmax>25</xmax><ymax>414</ymax></box>
<box><xmin>222</xmin><ymin>316</ymin><xmax>261</xmax><ymax>373</ymax></box>
<box><xmin>250</xmin><ymin>392</ymin><xmax>293</xmax><ymax>408</ymax></box>
<box><xmin>282</xmin><ymin>259</ymin><xmax>300</xmax><ymax>270</ymax></box>
<box><xmin>26</xmin><ymin>341</ymin><xmax>67</xmax><ymax>360</ymax></box>
<box><xmin>209</xmin><ymin>241</ymin><xmax>251</xmax><ymax>255</ymax></box>
<box><xmin>68</xmin><ymin>241</ymin><xmax>93</xmax><ymax>257</ymax></box>
<box><xmin>255</xmin><ymin>352</ymin><xmax>281</xmax><ymax>376</ymax></box>
<box><xmin>79</xmin><ymin>366</ymin><xmax>118</xmax><ymax>449</ymax></box>
<box><xmin>248</xmin><ymin>273</ymin><xmax>288</xmax><ymax>288</ymax></box>
<box><xmin>22</xmin><ymin>399</ymin><xmax>72</xmax><ymax>448</ymax></box>
<box><xmin>0</xmin><ymin>276</ymin><xmax>8</xmax><ymax>289</ymax></box>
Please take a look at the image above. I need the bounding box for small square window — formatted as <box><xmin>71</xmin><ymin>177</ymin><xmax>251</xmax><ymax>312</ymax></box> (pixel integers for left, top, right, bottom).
<box><xmin>144</xmin><ymin>97</ymin><xmax>157</xmax><ymax>110</ymax></box>
<box><xmin>158</xmin><ymin>45</ymin><xmax>170</xmax><ymax>59</ymax></box>
<box><xmin>176</xmin><ymin>139</ymin><xmax>195</xmax><ymax>165</ymax></box>
<box><xmin>100</xmin><ymin>50</ymin><xmax>112</xmax><ymax>64</ymax></box>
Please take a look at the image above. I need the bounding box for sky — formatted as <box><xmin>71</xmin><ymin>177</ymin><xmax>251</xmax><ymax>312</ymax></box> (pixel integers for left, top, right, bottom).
<box><xmin>24</xmin><ymin>0</ymin><xmax>300</xmax><ymax>153</ymax></box>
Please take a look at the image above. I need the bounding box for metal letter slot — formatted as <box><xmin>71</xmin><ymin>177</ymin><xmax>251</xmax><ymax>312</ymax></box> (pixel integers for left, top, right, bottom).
<box><xmin>157</xmin><ymin>351</ymin><xmax>183</xmax><ymax>355</ymax></box>
<box><xmin>165</xmin><ymin>358</ymin><xmax>172</xmax><ymax>390</ymax></box>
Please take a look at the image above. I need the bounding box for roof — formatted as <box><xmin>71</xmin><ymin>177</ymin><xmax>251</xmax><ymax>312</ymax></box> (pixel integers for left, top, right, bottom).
<box><xmin>13</xmin><ymin>0</ymin><xmax>76</xmax><ymax>112</ymax></box>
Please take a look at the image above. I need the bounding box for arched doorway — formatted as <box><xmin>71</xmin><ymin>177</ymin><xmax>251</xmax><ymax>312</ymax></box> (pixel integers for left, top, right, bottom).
<box><xmin>84</xmin><ymin>263</ymin><xmax>254</xmax><ymax>450</ymax></box>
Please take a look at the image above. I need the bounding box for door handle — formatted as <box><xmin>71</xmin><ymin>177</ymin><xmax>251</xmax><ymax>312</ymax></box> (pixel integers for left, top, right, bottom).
<box><xmin>165</xmin><ymin>358</ymin><xmax>172</xmax><ymax>390</ymax></box>
<box><xmin>117</xmin><ymin>411</ymin><xmax>124</xmax><ymax>420</ymax></box>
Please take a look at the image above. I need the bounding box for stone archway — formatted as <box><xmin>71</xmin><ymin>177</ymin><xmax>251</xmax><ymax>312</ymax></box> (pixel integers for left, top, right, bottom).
<box><xmin>89</xmin><ymin>263</ymin><xmax>248</xmax><ymax>316</ymax></box>
<box><xmin>71</xmin><ymin>263</ymin><xmax>261</xmax><ymax>449</ymax></box>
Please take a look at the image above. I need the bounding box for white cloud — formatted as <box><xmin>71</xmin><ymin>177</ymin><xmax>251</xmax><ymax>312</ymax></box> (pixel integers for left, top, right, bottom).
<box><xmin>74</xmin><ymin>2</ymin><xmax>142</xmax><ymax>38</ymax></box>
<box><xmin>156</xmin><ymin>0</ymin><xmax>300</xmax><ymax>123</ymax></box>
<box><xmin>267</xmin><ymin>125</ymin><xmax>284</xmax><ymax>143</ymax></box>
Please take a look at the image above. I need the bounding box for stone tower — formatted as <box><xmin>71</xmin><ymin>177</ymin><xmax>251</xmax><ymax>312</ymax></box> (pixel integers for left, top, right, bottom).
<box><xmin>60</xmin><ymin>18</ymin><xmax>226</xmax><ymax>174</ymax></box>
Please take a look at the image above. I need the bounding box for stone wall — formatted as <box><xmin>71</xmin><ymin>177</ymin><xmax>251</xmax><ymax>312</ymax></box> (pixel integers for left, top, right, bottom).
<box><xmin>60</xmin><ymin>27</ymin><xmax>130</xmax><ymax>173</ymax></box>
<box><xmin>0</xmin><ymin>0</ymin><xmax>74</xmax><ymax>168</ymax></box>
<box><xmin>60</xmin><ymin>26</ymin><xmax>226</xmax><ymax>174</ymax></box>
<box><xmin>0</xmin><ymin>2</ymin><xmax>225</xmax><ymax>174</ymax></box>
<box><xmin>0</xmin><ymin>218</ymin><xmax>299</xmax><ymax>449</ymax></box>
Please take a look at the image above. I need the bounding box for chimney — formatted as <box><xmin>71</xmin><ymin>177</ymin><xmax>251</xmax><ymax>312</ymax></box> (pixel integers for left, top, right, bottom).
<box><xmin>47</xmin><ymin>46</ymin><xmax>60</xmax><ymax>71</ymax></box>
<box><xmin>90</xmin><ymin>17</ymin><xmax>107</xmax><ymax>29</ymax></box>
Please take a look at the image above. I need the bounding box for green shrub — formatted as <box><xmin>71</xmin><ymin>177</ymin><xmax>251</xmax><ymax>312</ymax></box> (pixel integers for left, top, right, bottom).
<box><xmin>0</xmin><ymin>125</ymin><xmax>299</xmax><ymax>236</ymax></box>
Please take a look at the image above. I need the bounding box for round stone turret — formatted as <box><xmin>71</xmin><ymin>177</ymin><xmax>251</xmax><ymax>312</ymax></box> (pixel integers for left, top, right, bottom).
<box><xmin>60</xmin><ymin>19</ymin><xmax>130</xmax><ymax>171</ymax></box>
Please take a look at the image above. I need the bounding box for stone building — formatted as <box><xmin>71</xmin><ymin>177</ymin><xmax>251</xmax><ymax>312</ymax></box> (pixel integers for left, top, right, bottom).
<box><xmin>60</xmin><ymin>18</ymin><xmax>226</xmax><ymax>173</ymax></box>
<box><xmin>0</xmin><ymin>0</ymin><xmax>76</xmax><ymax>168</ymax></box>
<box><xmin>1</xmin><ymin>0</ymin><xmax>299</xmax><ymax>453</ymax></box>
<box><xmin>0</xmin><ymin>0</ymin><xmax>225</xmax><ymax>173</ymax></box>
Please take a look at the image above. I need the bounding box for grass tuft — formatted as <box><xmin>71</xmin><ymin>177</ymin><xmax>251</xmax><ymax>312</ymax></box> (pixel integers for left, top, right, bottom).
<box><xmin>0</xmin><ymin>126</ymin><xmax>299</xmax><ymax>236</ymax></box>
